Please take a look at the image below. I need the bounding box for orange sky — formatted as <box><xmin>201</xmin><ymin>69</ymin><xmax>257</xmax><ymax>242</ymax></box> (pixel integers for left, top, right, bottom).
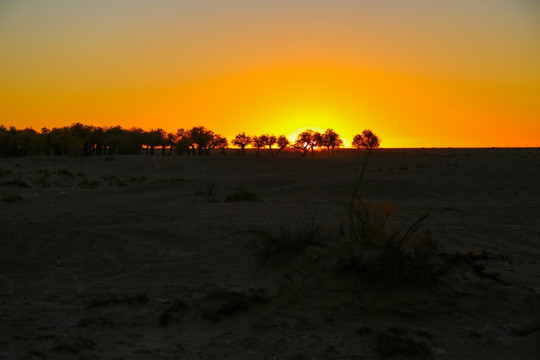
<box><xmin>1</xmin><ymin>0</ymin><xmax>539</xmax><ymax>147</ymax></box>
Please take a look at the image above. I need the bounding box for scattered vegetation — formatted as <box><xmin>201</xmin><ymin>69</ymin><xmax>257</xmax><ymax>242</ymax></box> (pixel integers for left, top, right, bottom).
<box><xmin>341</xmin><ymin>203</ymin><xmax>437</xmax><ymax>284</ymax></box>
<box><xmin>252</xmin><ymin>203</ymin><xmax>438</xmax><ymax>287</ymax></box>
<box><xmin>338</xmin><ymin>130</ymin><xmax>441</xmax><ymax>285</ymax></box>
<box><xmin>2</xmin><ymin>122</ymin><xmax>384</xmax><ymax>158</ymax></box>
<box><xmin>246</xmin><ymin>130</ymin><xmax>506</xmax><ymax>292</ymax></box>
<box><xmin>253</xmin><ymin>221</ymin><xmax>322</xmax><ymax>263</ymax></box>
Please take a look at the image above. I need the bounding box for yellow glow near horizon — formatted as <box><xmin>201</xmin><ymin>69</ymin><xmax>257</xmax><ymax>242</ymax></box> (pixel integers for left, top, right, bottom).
<box><xmin>1</xmin><ymin>1</ymin><xmax>539</xmax><ymax>148</ymax></box>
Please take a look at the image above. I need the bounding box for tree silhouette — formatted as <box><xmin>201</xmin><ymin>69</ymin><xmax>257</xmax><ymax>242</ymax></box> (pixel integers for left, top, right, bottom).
<box><xmin>348</xmin><ymin>130</ymin><xmax>381</xmax><ymax>235</ymax></box>
<box><xmin>90</xmin><ymin>126</ymin><xmax>105</xmax><ymax>155</ymax></box>
<box><xmin>313</xmin><ymin>131</ymin><xmax>324</xmax><ymax>157</ymax></box>
<box><xmin>213</xmin><ymin>135</ymin><xmax>228</xmax><ymax>155</ymax></box>
<box><xmin>189</xmin><ymin>126</ymin><xmax>215</xmax><ymax>155</ymax></box>
<box><xmin>165</xmin><ymin>132</ymin><xmax>176</xmax><ymax>155</ymax></box>
<box><xmin>0</xmin><ymin>124</ymin><xmax>379</xmax><ymax>159</ymax></box>
<box><xmin>293</xmin><ymin>129</ymin><xmax>318</xmax><ymax>157</ymax></box>
<box><xmin>103</xmin><ymin>126</ymin><xmax>122</xmax><ymax>155</ymax></box>
<box><xmin>0</xmin><ymin>126</ymin><xmax>38</xmax><ymax>156</ymax></box>
<box><xmin>124</xmin><ymin>127</ymin><xmax>145</xmax><ymax>154</ymax></box>
<box><xmin>352</xmin><ymin>129</ymin><xmax>380</xmax><ymax>154</ymax></box>
<box><xmin>321</xmin><ymin>128</ymin><xmax>343</xmax><ymax>157</ymax></box>
<box><xmin>9</xmin><ymin>128</ymin><xmax>36</xmax><ymax>156</ymax></box>
<box><xmin>174</xmin><ymin>128</ymin><xmax>193</xmax><ymax>155</ymax></box>
<box><xmin>275</xmin><ymin>135</ymin><xmax>290</xmax><ymax>157</ymax></box>
<box><xmin>232</xmin><ymin>132</ymin><xmax>251</xmax><ymax>156</ymax></box>
<box><xmin>143</xmin><ymin>129</ymin><xmax>166</xmax><ymax>155</ymax></box>
<box><xmin>251</xmin><ymin>135</ymin><xmax>265</xmax><ymax>156</ymax></box>
<box><xmin>69</xmin><ymin>123</ymin><xmax>93</xmax><ymax>156</ymax></box>
<box><xmin>49</xmin><ymin>126</ymin><xmax>75</xmax><ymax>156</ymax></box>
<box><xmin>259</xmin><ymin>134</ymin><xmax>277</xmax><ymax>156</ymax></box>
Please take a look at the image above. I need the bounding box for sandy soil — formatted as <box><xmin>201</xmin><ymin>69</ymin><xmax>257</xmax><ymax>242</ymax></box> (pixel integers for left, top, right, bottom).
<box><xmin>1</xmin><ymin>148</ymin><xmax>539</xmax><ymax>359</ymax></box>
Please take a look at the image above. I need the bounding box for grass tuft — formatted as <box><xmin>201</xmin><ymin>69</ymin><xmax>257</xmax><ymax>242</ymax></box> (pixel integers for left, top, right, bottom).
<box><xmin>344</xmin><ymin>198</ymin><xmax>437</xmax><ymax>285</ymax></box>
<box><xmin>253</xmin><ymin>224</ymin><xmax>322</xmax><ymax>263</ymax></box>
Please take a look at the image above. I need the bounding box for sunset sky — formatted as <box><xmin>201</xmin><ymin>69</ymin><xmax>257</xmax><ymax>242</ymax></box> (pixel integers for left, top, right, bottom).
<box><xmin>1</xmin><ymin>0</ymin><xmax>539</xmax><ymax>147</ymax></box>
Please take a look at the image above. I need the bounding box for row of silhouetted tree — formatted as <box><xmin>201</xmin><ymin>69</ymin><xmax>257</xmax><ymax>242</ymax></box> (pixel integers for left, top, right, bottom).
<box><xmin>0</xmin><ymin>123</ymin><xmax>379</xmax><ymax>157</ymax></box>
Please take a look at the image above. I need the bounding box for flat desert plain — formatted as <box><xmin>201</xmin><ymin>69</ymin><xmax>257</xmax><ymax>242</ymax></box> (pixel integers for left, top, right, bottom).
<box><xmin>0</xmin><ymin>148</ymin><xmax>539</xmax><ymax>359</ymax></box>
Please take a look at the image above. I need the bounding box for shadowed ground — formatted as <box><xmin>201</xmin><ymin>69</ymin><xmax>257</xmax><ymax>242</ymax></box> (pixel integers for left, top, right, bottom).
<box><xmin>0</xmin><ymin>148</ymin><xmax>539</xmax><ymax>359</ymax></box>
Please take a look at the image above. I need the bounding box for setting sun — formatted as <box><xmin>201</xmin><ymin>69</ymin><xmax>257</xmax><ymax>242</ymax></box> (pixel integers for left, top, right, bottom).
<box><xmin>1</xmin><ymin>1</ymin><xmax>539</xmax><ymax>147</ymax></box>
<box><xmin>1</xmin><ymin>3</ymin><xmax>539</xmax><ymax>355</ymax></box>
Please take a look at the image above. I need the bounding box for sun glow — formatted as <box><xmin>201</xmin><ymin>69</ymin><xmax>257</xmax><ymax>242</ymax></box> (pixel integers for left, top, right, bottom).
<box><xmin>1</xmin><ymin>1</ymin><xmax>539</xmax><ymax>147</ymax></box>
<box><xmin>273</xmin><ymin>109</ymin><xmax>344</xmax><ymax>145</ymax></box>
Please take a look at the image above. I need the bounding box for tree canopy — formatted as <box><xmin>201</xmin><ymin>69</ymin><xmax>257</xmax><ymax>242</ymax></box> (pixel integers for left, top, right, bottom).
<box><xmin>0</xmin><ymin>123</ymin><xmax>380</xmax><ymax>158</ymax></box>
<box><xmin>352</xmin><ymin>129</ymin><xmax>381</xmax><ymax>153</ymax></box>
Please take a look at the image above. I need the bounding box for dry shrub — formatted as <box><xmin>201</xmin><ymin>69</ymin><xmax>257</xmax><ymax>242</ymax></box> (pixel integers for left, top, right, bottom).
<box><xmin>252</xmin><ymin>221</ymin><xmax>322</xmax><ymax>263</ymax></box>
<box><xmin>344</xmin><ymin>198</ymin><xmax>438</xmax><ymax>285</ymax></box>
<box><xmin>348</xmin><ymin>199</ymin><xmax>399</xmax><ymax>244</ymax></box>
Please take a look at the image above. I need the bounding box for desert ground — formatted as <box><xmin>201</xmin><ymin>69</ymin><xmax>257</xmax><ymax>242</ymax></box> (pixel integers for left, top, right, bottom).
<box><xmin>0</xmin><ymin>148</ymin><xmax>539</xmax><ymax>359</ymax></box>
